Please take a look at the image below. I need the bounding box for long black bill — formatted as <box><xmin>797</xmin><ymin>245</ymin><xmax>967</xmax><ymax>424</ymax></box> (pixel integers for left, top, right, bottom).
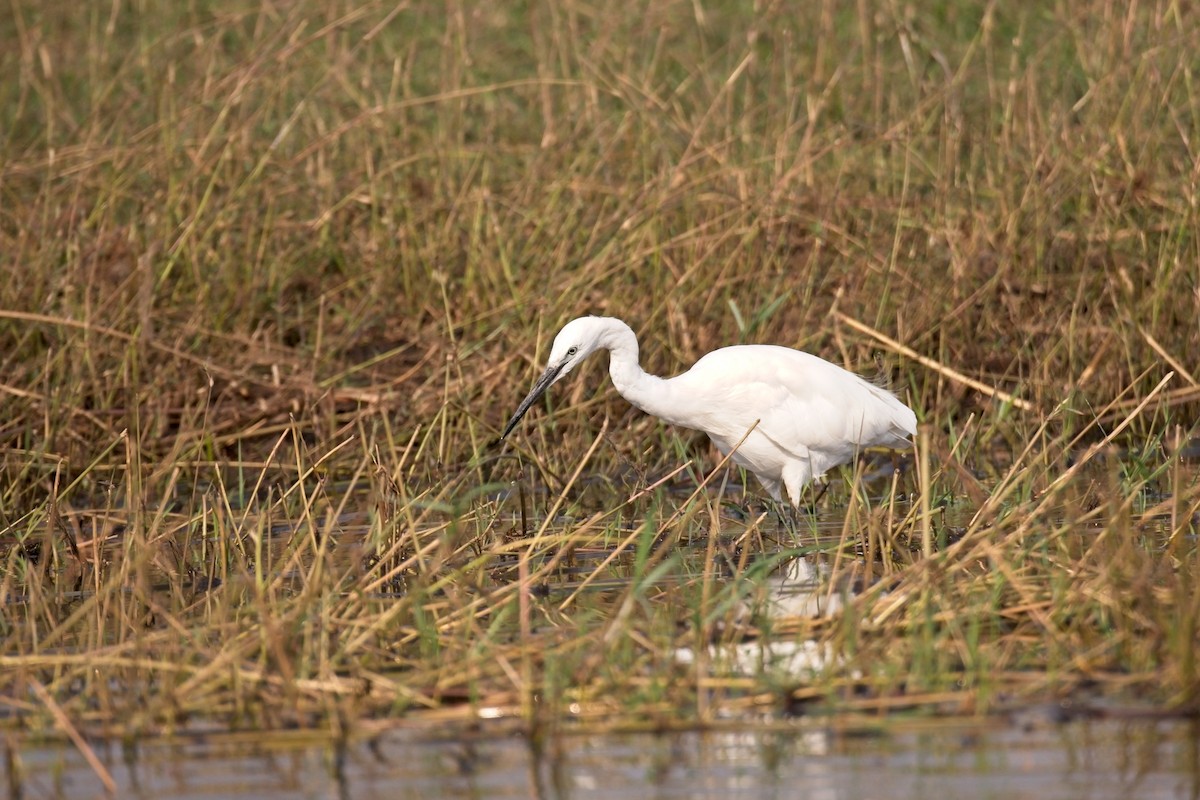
<box><xmin>501</xmin><ymin>362</ymin><xmax>564</xmax><ymax>440</ymax></box>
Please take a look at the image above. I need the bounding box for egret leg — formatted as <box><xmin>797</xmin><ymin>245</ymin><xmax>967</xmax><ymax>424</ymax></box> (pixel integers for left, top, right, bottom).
<box><xmin>771</xmin><ymin>496</ymin><xmax>819</xmax><ymax>540</ymax></box>
<box><xmin>807</xmin><ymin>480</ymin><xmax>831</xmax><ymax>509</ymax></box>
<box><xmin>780</xmin><ymin>461</ymin><xmax>815</xmax><ymax>509</ymax></box>
<box><xmin>774</xmin><ymin>462</ymin><xmax>825</xmax><ymax>539</ymax></box>
<box><xmin>757</xmin><ymin>476</ymin><xmax>783</xmax><ymax>505</ymax></box>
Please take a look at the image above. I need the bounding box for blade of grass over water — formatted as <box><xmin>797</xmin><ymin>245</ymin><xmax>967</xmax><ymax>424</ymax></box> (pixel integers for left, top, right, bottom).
<box><xmin>1</xmin><ymin>0</ymin><xmax>1199</xmax><ymax>744</ymax></box>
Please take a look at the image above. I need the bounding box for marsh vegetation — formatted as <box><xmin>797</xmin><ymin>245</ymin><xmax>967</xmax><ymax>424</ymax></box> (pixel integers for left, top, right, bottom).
<box><xmin>2</xmin><ymin>1</ymin><xmax>1199</xmax><ymax>776</ymax></box>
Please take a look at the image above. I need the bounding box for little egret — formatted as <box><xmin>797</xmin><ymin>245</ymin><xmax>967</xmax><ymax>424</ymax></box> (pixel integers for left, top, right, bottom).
<box><xmin>501</xmin><ymin>316</ymin><xmax>917</xmax><ymax>507</ymax></box>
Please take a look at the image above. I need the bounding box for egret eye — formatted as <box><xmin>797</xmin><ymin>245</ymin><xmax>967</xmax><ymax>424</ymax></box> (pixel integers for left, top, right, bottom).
<box><xmin>566</xmin><ymin>346</ymin><xmax>578</xmax><ymax>357</ymax></box>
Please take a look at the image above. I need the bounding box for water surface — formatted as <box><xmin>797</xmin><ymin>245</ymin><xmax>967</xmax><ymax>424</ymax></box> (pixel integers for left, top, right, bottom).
<box><xmin>14</xmin><ymin>718</ymin><xmax>1199</xmax><ymax>800</ymax></box>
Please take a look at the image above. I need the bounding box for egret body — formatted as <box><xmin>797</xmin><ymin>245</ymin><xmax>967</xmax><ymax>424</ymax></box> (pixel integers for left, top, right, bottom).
<box><xmin>501</xmin><ymin>316</ymin><xmax>916</xmax><ymax>507</ymax></box>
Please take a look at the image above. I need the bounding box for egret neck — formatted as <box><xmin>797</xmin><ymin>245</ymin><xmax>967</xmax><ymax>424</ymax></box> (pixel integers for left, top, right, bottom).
<box><xmin>597</xmin><ymin>319</ymin><xmax>682</xmax><ymax>426</ymax></box>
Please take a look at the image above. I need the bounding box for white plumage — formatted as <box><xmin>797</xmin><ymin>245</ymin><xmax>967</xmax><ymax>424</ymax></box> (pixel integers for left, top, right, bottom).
<box><xmin>501</xmin><ymin>316</ymin><xmax>916</xmax><ymax>507</ymax></box>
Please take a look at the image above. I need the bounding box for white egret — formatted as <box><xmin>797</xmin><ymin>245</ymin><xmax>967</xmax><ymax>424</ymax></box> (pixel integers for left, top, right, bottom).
<box><xmin>501</xmin><ymin>316</ymin><xmax>917</xmax><ymax>507</ymax></box>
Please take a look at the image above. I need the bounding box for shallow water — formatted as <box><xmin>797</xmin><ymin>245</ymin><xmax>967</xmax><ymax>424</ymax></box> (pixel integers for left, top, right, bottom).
<box><xmin>12</xmin><ymin>718</ymin><xmax>1199</xmax><ymax>800</ymax></box>
<box><xmin>7</xmin><ymin>456</ymin><xmax>1200</xmax><ymax>799</ymax></box>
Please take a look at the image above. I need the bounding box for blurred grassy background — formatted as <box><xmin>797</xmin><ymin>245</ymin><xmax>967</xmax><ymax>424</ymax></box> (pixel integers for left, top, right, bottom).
<box><xmin>2</xmin><ymin>0</ymin><xmax>1199</xmax><ymax>734</ymax></box>
<box><xmin>3</xmin><ymin>1</ymin><xmax>1197</xmax><ymax>494</ymax></box>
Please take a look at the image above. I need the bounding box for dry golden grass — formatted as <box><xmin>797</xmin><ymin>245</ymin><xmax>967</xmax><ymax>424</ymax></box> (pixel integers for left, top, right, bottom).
<box><xmin>1</xmin><ymin>0</ymin><xmax>1198</xmax><ymax>751</ymax></box>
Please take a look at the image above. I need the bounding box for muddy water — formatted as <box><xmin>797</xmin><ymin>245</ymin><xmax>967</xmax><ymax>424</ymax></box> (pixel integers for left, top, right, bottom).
<box><xmin>12</xmin><ymin>718</ymin><xmax>1199</xmax><ymax>799</ymax></box>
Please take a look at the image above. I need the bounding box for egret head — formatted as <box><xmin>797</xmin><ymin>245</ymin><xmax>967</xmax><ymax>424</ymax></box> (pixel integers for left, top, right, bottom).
<box><xmin>500</xmin><ymin>317</ymin><xmax>610</xmax><ymax>439</ymax></box>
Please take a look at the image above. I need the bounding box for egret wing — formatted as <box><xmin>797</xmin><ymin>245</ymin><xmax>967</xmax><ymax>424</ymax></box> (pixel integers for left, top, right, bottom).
<box><xmin>679</xmin><ymin>345</ymin><xmax>914</xmax><ymax>455</ymax></box>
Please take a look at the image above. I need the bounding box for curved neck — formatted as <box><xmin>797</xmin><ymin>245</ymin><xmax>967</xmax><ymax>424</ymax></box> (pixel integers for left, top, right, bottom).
<box><xmin>601</xmin><ymin>319</ymin><xmax>681</xmax><ymax>424</ymax></box>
